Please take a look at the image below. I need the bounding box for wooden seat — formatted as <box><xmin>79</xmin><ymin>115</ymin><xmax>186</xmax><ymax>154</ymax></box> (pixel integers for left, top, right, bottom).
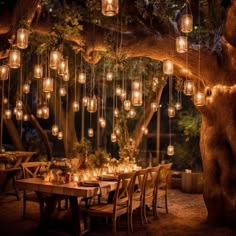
<box><xmin>20</xmin><ymin>161</ymin><xmax>48</xmax><ymax>219</ymax></box>
<box><xmin>128</xmin><ymin>168</ymin><xmax>149</xmax><ymax>232</ymax></box>
<box><xmin>86</xmin><ymin>172</ymin><xmax>135</xmax><ymax>234</ymax></box>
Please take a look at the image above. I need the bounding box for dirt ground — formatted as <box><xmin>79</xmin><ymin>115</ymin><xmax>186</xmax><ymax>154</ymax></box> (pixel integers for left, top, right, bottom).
<box><xmin>0</xmin><ymin>189</ymin><xmax>236</xmax><ymax>236</ymax></box>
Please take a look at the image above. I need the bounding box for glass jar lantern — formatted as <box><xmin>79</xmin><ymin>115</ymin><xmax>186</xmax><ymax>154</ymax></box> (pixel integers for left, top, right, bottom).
<box><xmin>72</xmin><ymin>101</ymin><xmax>79</xmax><ymax>112</ymax></box>
<box><xmin>43</xmin><ymin>77</ymin><xmax>53</xmax><ymax>93</ymax></box>
<box><xmin>4</xmin><ymin>109</ymin><xmax>12</xmax><ymax>119</ymax></box>
<box><xmin>58</xmin><ymin>58</ymin><xmax>68</xmax><ymax>76</ymax></box>
<box><xmin>78</xmin><ymin>72</ymin><xmax>86</xmax><ymax>84</ymax></box>
<box><xmin>23</xmin><ymin>83</ymin><xmax>30</xmax><ymax>94</ymax></box>
<box><xmin>42</xmin><ymin>106</ymin><xmax>49</xmax><ymax>119</ymax></box>
<box><xmin>180</xmin><ymin>14</ymin><xmax>193</xmax><ymax>33</ymax></box>
<box><xmin>151</xmin><ymin>102</ymin><xmax>158</xmax><ymax>112</ymax></box>
<box><xmin>102</xmin><ymin>0</ymin><xmax>119</xmax><ymax>17</ymax></box>
<box><xmin>163</xmin><ymin>59</ymin><xmax>174</xmax><ymax>75</ymax></box>
<box><xmin>167</xmin><ymin>145</ymin><xmax>174</xmax><ymax>156</ymax></box>
<box><xmin>58</xmin><ymin>131</ymin><xmax>63</xmax><ymax>140</ymax></box>
<box><xmin>52</xmin><ymin>124</ymin><xmax>59</xmax><ymax>136</ymax></box>
<box><xmin>194</xmin><ymin>91</ymin><xmax>205</xmax><ymax>107</ymax></box>
<box><xmin>88</xmin><ymin>128</ymin><xmax>94</xmax><ymax>137</ymax></box>
<box><xmin>184</xmin><ymin>79</ymin><xmax>194</xmax><ymax>96</ymax></box>
<box><xmin>168</xmin><ymin>105</ymin><xmax>176</xmax><ymax>118</ymax></box>
<box><xmin>87</xmin><ymin>96</ymin><xmax>97</xmax><ymax>113</ymax></box>
<box><xmin>106</xmin><ymin>71</ymin><xmax>113</xmax><ymax>81</ymax></box>
<box><xmin>9</xmin><ymin>49</ymin><xmax>20</xmax><ymax>68</ymax></box>
<box><xmin>111</xmin><ymin>132</ymin><xmax>117</xmax><ymax>142</ymax></box>
<box><xmin>59</xmin><ymin>87</ymin><xmax>66</xmax><ymax>96</ymax></box>
<box><xmin>16</xmin><ymin>109</ymin><xmax>23</xmax><ymax>120</ymax></box>
<box><xmin>176</xmin><ymin>36</ymin><xmax>188</xmax><ymax>53</ymax></box>
<box><xmin>17</xmin><ymin>28</ymin><xmax>29</xmax><ymax>49</ymax></box>
<box><xmin>0</xmin><ymin>65</ymin><xmax>9</xmax><ymax>80</ymax></box>
<box><xmin>123</xmin><ymin>100</ymin><xmax>131</xmax><ymax>111</ymax></box>
<box><xmin>34</xmin><ymin>64</ymin><xmax>43</xmax><ymax>78</ymax></box>
<box><xmin>50</xmin><ymin>50</ymin><xmax>61</xmax><ymax>69</ymax></box>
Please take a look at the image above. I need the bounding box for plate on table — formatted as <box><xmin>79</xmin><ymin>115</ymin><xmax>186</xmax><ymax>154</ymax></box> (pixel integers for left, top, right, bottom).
<box><xmin>97</xmin><ymin>175</ymin><xmax>118</xmax><ymax>181</ymax></box>
<box><xmin>79</xmin><ymin>180</ymin><xmax>100</xmax><ymax>187</ymax></box>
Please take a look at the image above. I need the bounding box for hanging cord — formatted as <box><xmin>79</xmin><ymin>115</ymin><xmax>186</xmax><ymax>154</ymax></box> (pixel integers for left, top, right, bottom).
<box><xmin>0</xmin><ymin>80</ymin><xmax>4</xmax><ymax>149</ymax></box>
<box><xmin>74</xmin><ymin>52</ymin><xmax>77</xmax><ymax>101</ymax></box>
<box><xmin>198</xmin><ymin>0</ymin><xmax>201</xmax><ymax>91</ymax></box>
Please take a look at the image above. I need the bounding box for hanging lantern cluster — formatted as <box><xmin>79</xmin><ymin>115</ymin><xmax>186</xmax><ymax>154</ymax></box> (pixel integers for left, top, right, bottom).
<box><xmin>101</xmin><ymin>0</ymin><xmax>119</xmax><ymax>17</ymax></box>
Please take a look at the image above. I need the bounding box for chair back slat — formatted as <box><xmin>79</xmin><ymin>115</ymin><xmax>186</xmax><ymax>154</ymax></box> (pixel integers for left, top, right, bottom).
<box><xmin>21</xmin><ymin>161</ymin><xmax>48</xmax><ymax>179</ymax></box>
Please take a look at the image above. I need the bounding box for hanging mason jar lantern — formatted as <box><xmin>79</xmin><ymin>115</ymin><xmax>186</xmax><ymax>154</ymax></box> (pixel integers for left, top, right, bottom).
<box><xmin>123</xmin><ymin>99</ymin><xmax>131</xmax><ymax>111</ymax></box>
<box><xmin>111</xmin><ymin>132</ymin><xmax>117</xmax><ymax>142</ymax></box>
<box><xmin>102</xmin><ymin>0</ymin><xmax>119</xmax><ymax>17</ymax></box>
<box><xmin>59</xmin><ymin>87</ymin><xmax>66</xmax><ymax>96</ymax></box>
<box><xmin>36</xmin><ymin>107</ymin><xmax>42</xmax><ymax>118</ymax></box>
<box><xmin>16</xmin><ymin>100</ymin><xmax>23</xmax><ymax>109</ymax></box>
<box><xmin>144</xmin><ymin>128</ymin><xmax>148</xmax><ymax>135</ymax></box>
<box><xmin>0</xmin><ymin>65</ymin><xmax>9</xmax><ymax>80</ymax></box>
<box><xmin>23</xmin><ymin>83</ymin><xmax>30</xmax><ymax>94</ymax></box>
<box><xmin>131</xmin><ymin>80</ymin><xmax>142</xmax><ymax>106</ymax></box>
<box><xmin>3</xmin><ymin>98</ymin><xmax>8</xmax><ymax>104</ymax></box>
<box><xmin>176</xmin><ymin>36</ymin><xmax>188</xmax><ymax>53</ymax></box>
<box><xmin>58</xmin><ymin>131</ymin><xmax>63</xmax><ymax>140</ymax></box>
<box><xmin>63</xmin><ymin>73</ymin><xmax>69</xmax><ymax>82</ymax></box>
<box><xmin>45</xmin><ymin>93</ymin><xmax>51</xmax><ymax>100</ymax></box>
<box><xmin>99</xmin><ymin>118</ymin><xmax>106</xmax><ymax>128</ymax></box>
<box><xmin>87</xmin><ymin>96</ymin><xmax>97</xmax><ymax>113</ymax></box>
<box><xmin>78</xmin><ymin>72</ymin><xmax>86</xmax><ymax>84</ymax></box>
<box><xmin>194</xmin><ymin>91</ymin><xmax>205</xmax><ymax>106</ymax></box>
<box><xmin>120</xmin><ymin>90</ymin><xmax>126</xmax><ymax>100</ymax></box>
<box><xmin>49</xmin><ymin>50</ymin><xmax>61</xmax><ymax>69</ymax></box>
<box><xmin>34</xmin><ymin>64</ymin><xmax>43</xmax><ymax>78</ymax></box>
<box><xmin>4</xmin><ymin>109</ymin><xmax>12</xmax><ymax>119</ymax></box>
<box><xmin>168</xmin><ymin>105</ymin><xmax>176</xmax><ymax>118</ymax></box>
<box><xmin>88</xmin><ymin>128</ymin><xmax>94</xmax><ymax>137</ymax></box>
<box><xmin>115</xmin><ymin>127</ymin><xmax>120</xmax><ymax>136</ymax></box>
<box><xmin>17</xmin><ymin>28</ymin><xmax>29</xmax><ymax>49</ymax></box>
<box><xmin>43</xmin><ymin>77</ymin><xmax>53</xmax><ymax>92</ymax></box>
<box><xmin>163</xmin><ymin>59</ymin><xmax>174</xmax><ymax>75</ymax></box>
<box><xmin>82</xmin><ymin>96</ymin><xmax>89</xmax><ymax>106</ymax></box>
<box><xmin>167</xmin><ymin>145</ymin><xmax>174</xmax><ymax>156</ymax></box>
<box><xmin>113</xmin><ymin>108</ymin><xmax>119</xmax><ymax>117</ymax></box>
<box><xmin>9</xmin><ymin>49</ymin><xmax>20</xmax><ymax>68</ymax></box>
<box><xmin>128</xmin><ymin>108</ymin><xmax>136</xmax><ymax>118</ymax></box>
<box><xmin>106</xmin><ymin>71</ymin><xmax>113</xmax><ymax>81</ymax></box>
<box><xmin>42</xmin><ymin>106</ymin><xmax>49</xmax><ymax>119</ymax></box>
<box><xmin>175</xmin><ymin>102</ymin><xmax>182</xmax><ymax>110</ymax></box>
<box><xmin>115</xmin><ymin>86</ymin><xmax>122</xmax><ymax>96</ymax></box>
<box><xmin>23</xmin><ymin>114</ymin><xmax>29</xmax><ymax>121</ymax></box>
<box><xmin>180</xmin><ymin>14</ymin><xmax>193</xmax><ymax>33</ymax></box>
<box><xmin>183</xmin><ymin>79</ymin><xmax>194</xmax><ymax>96</ymax></box>
<box><xmin>13</xmin><ymin>107</ymin><xmax>17</xmax><ymax>114</ymax></box>
<box><xmin>151</xmin><ymin>102</ymin><xmax>158</xmax><ymax>112</ymax></box>
<box><xmin>51</xmin><ymin>124</ymin><xmax>59</xmax><ymax>136</ymax></box>
<box><xmin>58</xmin><ymin>57</ymin><xmax>68</xmax><ymax>76</ymax></box>
<box><xmin>72</xmin><ymin>101</ymin><xmax>79</xmax><ymax>112</ymax></box>
<box><xmin>16</xmin><ymin>109</ymin><xmax>23</xmax><ymax>120</ymax></box>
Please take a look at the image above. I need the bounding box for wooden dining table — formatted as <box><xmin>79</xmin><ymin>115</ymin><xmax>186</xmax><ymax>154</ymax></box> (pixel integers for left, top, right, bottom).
<box><xmin>0</xmin><ymin>151</ymin><xmax>36</xmax><ymax>199</ymax></box>
<box><xmin>16</xmin><ymin>177</ymin><xmax>117</xmax><ymax>236</ymax></box>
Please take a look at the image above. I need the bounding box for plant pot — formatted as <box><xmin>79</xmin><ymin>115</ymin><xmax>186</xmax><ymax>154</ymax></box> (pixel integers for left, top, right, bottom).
<box><xmin>181</xmin><ymin>171</ymin><xmax>204</xmax><ymax>193</ymax></box>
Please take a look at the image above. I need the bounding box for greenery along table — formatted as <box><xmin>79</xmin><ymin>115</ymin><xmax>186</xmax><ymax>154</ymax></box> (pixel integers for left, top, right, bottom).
<box><xmin>0</xmin><ymin>151</ymin><xmax>36</xmax><ymax>199</ymax></box>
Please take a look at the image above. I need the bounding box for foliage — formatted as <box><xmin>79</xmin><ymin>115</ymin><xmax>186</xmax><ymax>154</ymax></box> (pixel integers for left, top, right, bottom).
<box><xmin>173</xmin><ymin>108</ymin><xmax>202</xmax><ymax>171</ymax></box>
<box><xmin>49</xmin><ymin>157</ymin><xmax>72</xmax><ymax>173</ymax></box>
<box><xmin>86</xmin><ymin>149</ymin><xmax>111</xmax><ymax>169</ymax></box>
<box><xmin>72</xmin><ymin>138</ymin><xmax>92</xmax><ymax>157</ymax></box>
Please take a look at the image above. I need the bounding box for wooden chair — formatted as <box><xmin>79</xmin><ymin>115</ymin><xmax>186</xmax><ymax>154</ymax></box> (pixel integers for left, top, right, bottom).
<box><xmin>86</xmin><ymin>172</ymin><xmax>135</xmax><ymax>234</ymax></box>
<box><xmin>20</xmin><ymin>161</ymin><xmax>48</xmax><ymax>218</ymax></box>
<box><xmin>128</xmin><ymin>168</ymin><xmax>149</xmax><ymax>232</ymax></box>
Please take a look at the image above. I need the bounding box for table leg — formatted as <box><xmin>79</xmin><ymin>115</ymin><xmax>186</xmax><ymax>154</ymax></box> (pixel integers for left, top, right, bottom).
<box><xmin>69</xmin><ymin>196</ymin><xmax>88</xmax><ymax>236</ymax></box>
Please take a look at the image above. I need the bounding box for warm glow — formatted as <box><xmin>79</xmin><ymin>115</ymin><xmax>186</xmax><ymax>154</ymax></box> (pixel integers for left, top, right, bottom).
<box><xmin>102</xmin><ymin>0</ymin><xmax>119</xmax><ymax>16</ymax></box>
<box><xmin>34</xmin><ymin>64</ymin><xmax>43</xmax><ymax>78</ymax></box>
<box><xmin>58</xmin><ymin>131</ymin><xmax>63</xmax><ymax>140</ymax></box>
<box><xmin>9</xmin><ymin>49</ymin><xmax>21</xmax><ymax>68</ymax></box>
<box><xmin>59</xmin><ymin>87</ymin><xmax>67</xmax><ymax>96</ymax></box>
<box><xmin>168</xmin><ymin>105</ymin><xmax>176</xmax><ymax>118</ymax></box>
<box><xmin>194</xmin><ymin>91</ymin><xmax>205</xmax><ymax>107</ymax></box>
<box><xmin>16</xmin><ymin>109</ymin><xmax>23</xmax><ymax>120</ymax></box>
<box><xmin>175</xmin><ymin>102</ymin><xmax>182</xmax><ymax>110</ymax></box>
<box><xmin>43</xmin><ymin>77</ymin><xmax>53</xmax><ymax>92</ymax></box>
<box><xmin>176</xmin><ymin>36</ymin><xmax>188</xmax><ymax>53</ymax></box>
<box><xmin>72</xmin><ymin>101</ymin><xmax>79</xmax><ymax>112</ymax></box>
<box><xmin>17</xmin><ymin>28</ymin><xmax>29</xmax><ymax>49</ymax></box>
<box><xmin>106</xmin><ymin>71</ymin><xmax>113</xmax><ymax>81</ymax></box>
<box><xmin>99</xmin><ymin>118</ymin><xmax>106</xmax><ymax>128</ymax></box>
<box><xmin>23</xmin><ymin>114</ymin><xmax>29</xmax><ymax>121</ymax></box>
<box><xmin>151</xmin><ymin>102</ymin><xmax>158</xmax><ymax>112</ymax></box>
<box><xmin>78</xmin><ymin>72</ymin><xmax>86</xmax><ymax>84</ymax></box>
<box><xmin>180</xmin><ymin>14</ymin><xmax>193</xmax><ymax>33</ymax></box>
<box><xmin>114</xmin><ymin>108</ymin><xmax>119</xmax><ymax>117</ymax></box>
<box><xmin>50</xmin><ymin>51</ymin><xmax>61</xmax><ymax>69</ymax></box>
<box><xmin>52</xmin><ymin>124</ymin><xmax>59</xmax><ymax>136</ymax></box>
<box><xmin>115</xmin><ymin>86</ymin><xmax>122</xmax><ymax>96</ymax></box>
<box><xmin>167</xmin><ymin>145</ymin><xmax>174</xmax><ymax>156</ymax></box>
<box><xmin>16</xmin><ymin>100</ymin><xmax>23</xmax><ymax>109</ymax></box>
<box><xmin>184</xmin><ymin>80</ymin><xmax>194</xmax><ymax>96</ymax></box>
<box><xmin>42</xmin><ymin>106</ymin><xmax>49</xmax><ymax>119</ymax></box>
<box><xmin>132</xmin><ymin>80</ymin><xmax>143</xmax><ymax>106</ymax></box>
<box><xmin>82</xmin><ymin>96</ymin><xmax>89</xmax><ymax>106</ymax></box>
<box><xmin>111</xmin><ymin>132</ymin><xmax>117</xmax><ymax>142</ymax></box>
<box><xmin>0</xmin><ymin>65</ymin><xmax>9</xmax><ymax>80</ymax></box>
<box><xmin>23</xmin><ymin>83</ymin><xmax>30</xmax><ymax>94</ymax></box>
<box><xmin>128</xmin><ymin>108</ymin><xmax>136</xmax><ymax>118</ymax></box>
<box><xmin>163</xmin><ymin>59</ymin><xmax>174</xmax><ymax>75</ymax></box>
<box><xmin>87</xmin><ymin>96</ymin><xmax>97</xmax><ymax>113</ymax></box>
<box><xmin>123</xmin><ymin>100</ymin><xmax>131</xmax><ymax>111</ymax></box>
<box><xmin>88</xmin><ymin>128</ymin><xmax>94</xmax><ymax>137</ymax></box>
<box><xmin>58</xmin><ymin>58</ymin><xmax>68</xmax><ymax>76</ymax></box>
<box><xmin>37</xmin><ymin>107</ymin><xmax>42</xmax><ymax>118</ymax></box>
<box><xmin>4</xmin><ymin>109</ymin><xmax>12</xmax><ymax>119</ymax></box>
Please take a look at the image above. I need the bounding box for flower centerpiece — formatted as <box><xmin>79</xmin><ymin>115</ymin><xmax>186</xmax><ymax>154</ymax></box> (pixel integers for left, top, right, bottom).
<box><xmin>86</xmin><ymin>149</ymin><xmax>110</xmax><ymax>170</ymax></box>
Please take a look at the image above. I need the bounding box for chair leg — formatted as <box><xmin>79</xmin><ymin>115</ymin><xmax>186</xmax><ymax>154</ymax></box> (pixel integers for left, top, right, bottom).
<box><xmin>23</xmin><ymin>192</ymin><xmax>26</xmax><ymax>219</ymax></box>
<box><xmin>112</xmin><ymin>217</ymin><xmax>117</xmax><ymax>234</ymax></box>
<box><xmin>165</xmin><ymin>192</ymin><xmax>168</xmax><ymax>214</ymax></box>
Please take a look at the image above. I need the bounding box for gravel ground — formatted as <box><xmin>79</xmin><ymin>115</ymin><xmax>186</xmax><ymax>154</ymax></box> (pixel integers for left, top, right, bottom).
<box><xmin>0</xmin><ymin>189</ymin><xmax>236</xmax><ymax>236</ymax></box>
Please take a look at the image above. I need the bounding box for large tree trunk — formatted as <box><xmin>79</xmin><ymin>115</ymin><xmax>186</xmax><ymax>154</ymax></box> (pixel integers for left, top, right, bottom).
<box><xmin>200</xmin><ymin>90</ymin><xmax>236</xmax><ymax>226</ymax></box>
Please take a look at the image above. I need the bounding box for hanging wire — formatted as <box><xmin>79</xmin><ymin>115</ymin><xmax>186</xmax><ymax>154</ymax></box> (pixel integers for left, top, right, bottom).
<box><xmin>198</xmin><ymin>0</ymin><xmax>201</xmax><ymax>90</ymax></box>
<box><xmin>74</xmin><ymin>52</ymin><xmax>77</xmax><ymax>101</ymax></box>
<box><xmin>0</xmin><ymin>80</ymin><xmax>4</xmax><ymax>149</ymax></box>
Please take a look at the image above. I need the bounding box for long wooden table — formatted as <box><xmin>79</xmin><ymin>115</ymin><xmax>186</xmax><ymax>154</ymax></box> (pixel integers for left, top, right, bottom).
<box><xmin>0</xmin><ymin>151</ymin><xmax>36</xmax><ymax>199</ymax></box>
<box><xmin>16</xmin><ymin>177</ymin><xmax>117</xmax><ymax>236</ymax></box>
